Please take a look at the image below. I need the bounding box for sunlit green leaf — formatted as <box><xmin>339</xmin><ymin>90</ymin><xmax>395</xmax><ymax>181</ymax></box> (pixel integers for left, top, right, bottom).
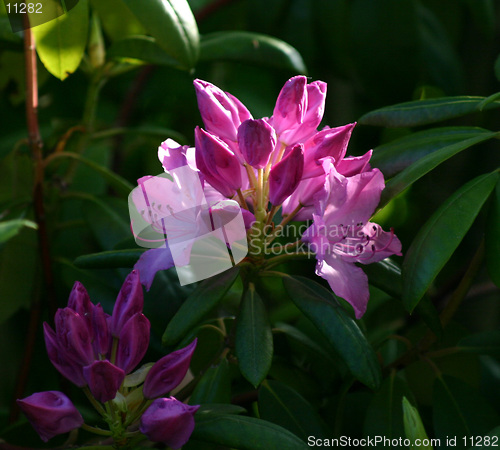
<box><xmin>108</xmin><ymin>35</ymin><xmax>179</xmax><ymax>67</ymax></box>
<box><xmin>0</xmin><ymin>219</ymin><xmax>37</xmax><ymax>245</ymax></box>
<box><xmin>402</xmin><ymin>397</ymin><xmax>432</xmax><ymax>450</ymax></box>
<box><xmin>402</xmin><ymin>172</ymin><xmax>499</xmax><ymax>311</ymax></box>
<box><xmin>90</xmin><ymin>0</ymin><xmax>144</xmax><ymax>41</ymax></box>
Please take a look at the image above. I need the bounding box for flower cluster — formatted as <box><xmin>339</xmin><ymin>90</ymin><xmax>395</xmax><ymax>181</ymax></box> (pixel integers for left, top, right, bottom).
<box><xmin>17</xmin><ymin>271</ymin><xmax>199</xmax><ymax>448</ymax></box>
<box><xmin>134</xmin><ymin>76</ymin><xmax>402</xmax><ymax>318</ymax></box>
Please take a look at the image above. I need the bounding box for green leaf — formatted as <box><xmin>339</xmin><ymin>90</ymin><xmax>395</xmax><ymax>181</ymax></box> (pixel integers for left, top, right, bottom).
<box><xmin>402</xmin><ymin>397</ymin><xmax>432</xmax><ymax>449</ymax></box>
<box><xmin>0</xmin><ymin>219</ymin><xmax>37</xmax><ymax>245</ymax></box>
<box><xmin>196</xmin><ymin>404</ymin><xmax>246</xmax><ymax>417</ymax></box>
<box><xmin>74</xmin><ymin>249</ymin><xmax>145</xmax><ymax>269</ymax></box>
<box><xmin>189</xmin><ymin>359</ymin><xmax>231</xmax><ymax>405</ymax></box>
<box><xmin>258</xmin><ymin>380</ymin><xmax>326</xmax><ymax>441</ymax></box>
<box><xmin>486</xmin><ymin>180</ymin><xmax>500</xmax><ymax>287</ymax></box>
<box><xmin>235</xmin><ymin>286</ymin><xmax>273</xmax><ymax>387</ymax></box>
<box><xmin>122</xmin><ymin>0</ymin><xmax>199</xmax><ymax>70</ymax></box>
<box><xmin>495</xmin><ymin>54</ymin><xmax>500</xmax><ymax>83</ymax></box>
<box><xmin>379</xmin><ymin>131</ymin><xmax>496</xmax><ymax>208</ymax></box>
<box><xmin>192</xmin><ymin>414</ymin><xmax>308</xmax><ymax>450</ymax></box>
<box><xmin>108</xmin><ymin>35</ymin><xmax>180</xmax><ymax>67</ymax></box>
<box><xmin>282</xmin><ymin>276</ymin><xmax>381</xmax><ymax>389</ymax></box>
<box><xmin>371</xmin><ymin>127</ymin><xmax>493</xmax><ymax>178</ymax></box>
<box><xmin>359</xmin><ymin>96</ymin><xmax>500</xmax><ymax>128</ymax></box>
<box><xmin>90</xmin><ymin>0</ymin><xmax>145</xmax><ymax>41</ymax></box>
<box><xmin>458</xmin><ymin>331</ymin><xmax>500</xmax><ymax>357</ymax></box>
<box><xmin>162</xmin><ymin>267</ymin><xmax>239</xmax><ymax>346</ymax></box>
<box><xmin>32</xmin><ymin>0</ymin><xmax>89</xmax><ymax>80</ymax></box>
<box><xmin>468</xmin><ymin>426</ymin><xmax>500</xmax><ymax>450</ymax></box>
<box><xmin>200</xmin><ymin>31</ymin><xmax>307</xmax><ymax>74</ymax></box>
<box><xmin>402</xmin><ymin>172</ymin><xmax>499</xmax><ymax>311</ymax></box>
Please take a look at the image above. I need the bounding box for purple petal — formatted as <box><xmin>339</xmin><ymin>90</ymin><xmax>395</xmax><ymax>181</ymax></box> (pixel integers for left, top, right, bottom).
<box><xmin>110</xmin><ymin>270</ymin><xmax>144</xmax><ymax>336</ymax></box>
<box><xmin>237</xmin><ymin>118</ymin><xmax>276</xmax><ymax>169</ymax></box>
<box><xmin>269</xmin><ymin>144</ymin><xmax>304</xmax><ymax>205</ymax></box>
<box><xmin>83</xmin><ymin>360</ymin><xmax>125</xmax><ymax>403</ymax></box>
<box><xmin>116</xmin><ymin>313</ymin><xmax>150</xmax><ymax>374</ymax></box>
<box><xmin>272</xmin><ymin>76</ymin><xmax>307</xmax><ymax>136</ymax></box>
<box><xmin>134</xmin><ymin>247</ymin><xmax>175</xmax><ymax>291</ymax></box>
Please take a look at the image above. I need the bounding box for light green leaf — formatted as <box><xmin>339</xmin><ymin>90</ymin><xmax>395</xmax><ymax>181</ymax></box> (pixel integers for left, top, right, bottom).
<box><xmin>122</xmin><ymin>0</ymin><xmax>199</xmax><ymax>70</ymax></box>
<box><xmin>486</xmin><ymin>180</ymin><xmax>500</xmax><ymax>287</ymax></box>
<box><xmin>359</xmin><ymin>96</ymin><xmax>500</xmax><ymax>128</ymax></box>
<box><xmin>200</xmin><ymin>31</ymin><xmax>307</xmax><ymax>74</ymax></box>
<box><xmin>235</xmin><ymin>286</ymin><xmax>273</xmax><ymax>387</ymax></box>
<box><xmin>402</xmin><ymin>172</ymin><xmax>499</xmax><ymax>311</ymax></box>
<box><xmin>0</xmin><ymin>219</ymin><xmax>37</xmax><ymax>245</ymax></box>
<box><xmin>32</xmin><ymin>0</ymin><xmax>89</xmax><ymax>80</ymax></box>
<box><xmin>402</xmin><ymin>397</ymin><xmax>432</xmax><ymax>450</ymax></box>
<box><xmin>282</xmin><ymin>276</ymin><xmax>381</xmax><ymax>389</ymax></box>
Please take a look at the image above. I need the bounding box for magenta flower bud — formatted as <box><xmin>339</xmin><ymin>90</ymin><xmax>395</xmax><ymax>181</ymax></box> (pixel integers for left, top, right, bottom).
<box><xmin>44</xmin><ymin>323</ymin><xmax>86</xmax><ymax>387</ymax></box>
<box><xmin>116</xmin><ymin>313</ymin><xmax>150</xmax><ymax>374</ymax></box>
<box><xmin>269</xmin><ymin>144</ymin><xmax>304</xmax><ymax>205</ymax></box>
<box><xmin>237</xmin><ymin>119</ymin><xmax>277</xmax><ymax>169</ymax></box>
<box><xmin>55</xmin><ymin>308</ymin><xmax>94</xmax><ymax>366</ymax></box>
<box><xmin>195</xmin><ymin>127</ymin><xmax>242</xmax><ymax>197</ymax></box>
<box><xmin>143</xmin><ymin>339</ymin><xmax>197</xmax><ymax>399</ymax></box>
<box><xmin>158</xmin><ymin>139</ymin><xmax>197</xmax><ymax>172</ymax></box>
<box><xmin>194</xmin><ymin>79</ymin><xmax>252</xmax><ymax>142</ymax></box>
<box><xmin>17</xmin><ymin>391</ymin><xmax>83</xmax><ymax>443</ymax></box>
<box><xmin>110</xmin><ymin>270</ymin><xmax>144</xmax><ymax>337</ymax></box>
<box><xmin>272</xmin><ymin>76</ymin><xmax>307</xmax><ymax>135</ymax></box>
<box><xmin>140</xmin><ymin>397</ymin><xmax>200</xmax><ymax>449</ymax></box>
<box><xmin>67</xmin><ymin>281</ymin><xmax>92</xmax><ymax>318</ymax></box>
<box><xmin>92</xmin><ymin>303</ymin><xmax>111</xmax><ymax>357</ymax></box>
<box><xmin>83</xmin><ymin>360</ymin><xmax>125</xmax><ymax>403</ymax></box>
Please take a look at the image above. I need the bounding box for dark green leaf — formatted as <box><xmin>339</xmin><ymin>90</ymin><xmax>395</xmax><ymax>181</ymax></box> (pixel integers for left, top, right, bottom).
<box><xmin>0</xmin><ymin>219</ymin><xmax>37</xmax><ymax>245</ymax></box>
<box><xmin>32</xmin><ymin>0</ymin><xmax>89</xmax><ymax>80</ymax></box>
<box><xmin>458</xmin><ymin>331</ymin><xmax>500</xmax><ymax>357</ymax></box>
<box><xmin>163</xmin><ymin>267</ymin><xmax>240</xmax><ymax>346</ymax></box>
<box><xmin>468</xmin><ymin>426</ymin><xmax>500</xmax><ymax>450</ymax></box>
<box><xmin>379</xmin><ymin>131</ymin><xmax>496</xmax><ymax>208</ymax></box>
<box><xmin>196</xmin><ymin>404</ymin><xmax>246</xmax><ymax>417</ymax></box>
<box><xmin>402</xmin><ymin>397</ymin><xmax>431</xmax><ymax>449</ymax></box>
<box><xmin>465</xmin><ymin>0</ymin><xmax>495</xmax><ymax>39</ymax></box>
<box><xmin>495</xmin><ymin>54</ymin><xmax>500</xmax><ymax>83</ymax></box>
<box><xmin>122</xmin><ymin>0</ymin><xmax>199</xmax><ymax>70</ymax></box>
<box><xmin>200</xmin><ymin>31</ymin><xmax>307</xmax><ymax>74</ymax></box>
<box><xmin>259</xmin><ymin>380</ymin><xmax>325</xmax><ymax>441</ymax></box>
<box><xmin>359</xmin><ymin>96</ymin><xmax>500</xmax><ymax>128</ymax></box>
<box><xmin>235</xmin><ymin>286</ymin><xmax>273</xmax><ymax>387</ymax></box>
<box><xmin>192</xmin><ymin>414</ymin><xmax>307</xmax><ymax>450</ymax></box>
<box><xmin>402</xmin><ymin>172</ymin><xmax>499</xmax><ymax>311</ymax></box>
<box><xmin>74</xmin><ymin>249</ymin><xmax>144</xmax><ymax>269</ymax></box>
<box><xmin>189</xmin><ymin>359</ymin><xmax>231</xmax><ymax>405</ymax></box>
<box><xmin>486</xmin><ymin>180</ymin><xmax>500</xmax><ymax>287</ymax></box>
<box><xmin>371</xmin><ymin>127</ymin><xmax>493</xmax><ymax>178</ymax></box>
<box><xmin>283</xmin><ymin>276</ymin><xmax>381</xmax><ymax>389</ymax></box>
<box><xmin>108</xmin><ymin>36</ymin><xmax>180</xmax><ymax>67</ymax></box>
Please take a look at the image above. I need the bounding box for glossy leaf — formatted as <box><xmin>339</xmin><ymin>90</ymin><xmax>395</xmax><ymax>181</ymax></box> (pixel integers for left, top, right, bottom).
<box><xmin>359</xmin><ymin>96</ymin><xmax>500</xmax><ymax>128</ymax></box>
<box><xmin>371</xmin><ymin>127</ymin><xmax>493</xmax><ymax>178</ymax></box>
<box><xmin>258</xmin><ymin>380</ymin><xmax>325</xmax><ymax>441</ymax></box>
<box><xmin>458</xmin><ymin>331</ymin><xmax>500</xmax><ymax>357</ymax></box>
<box><xmin>486</xmin><ymin>180</ymin><xmax>500</xmax><ymax>287</ymax></box>
<box><xmin>196</xmin><ymin>404</ymin><xmax>246</xmax><ymax>417</ymax></box>
<box><xmin>200</xmin><ymin>31</ymin><xmax>307</xmax><ymax>74</ymax></box>
<box><xmin>379</xmin><ymin>131</ymin><xmax>496</xmax><ymax>208</ymax></box>
<box><xmin>283</xmin><ymin>276</ymin><xmax>381</xmax><ymax>389</ymax></box>
<box><xmin>32</xmin><ymin>0</ymin><xmax>89</xmax><ymax>80</ymax></box>
<box><xmin>108</xmin><ymin>36</ymin><xmax>180</xmax><ymax>67</ymax></box>
<box><xmin>122</xmin><ymin>0</ymin><xmax>199</xmax><ymax>70</ymax></box>
<box><xmin>192</xmin><ymin>414</ymin><xmax>308</xmax><ymax>450</ymax></box>
<box><xmin>402</xmin><ymin>397</ymin><xmax>432</xmax><ymax>450</ymax></box>
<box><xmin>402</xmin><ymin>172</ymin><xmax>499</xmax><ymax>311</ymax></box>
<box><xmin>90</xmin><ymin>0</ymin><xmax>144</xmax><ymax>41</ymax></box>
<box><xmin>0</xmin><ymin>219</ymin><xmax>37</xmax><ymax>245</ymax></box>
<box><xmin>189</xmin><ymin>359</ymin><xmax>231</xmax><ymax>405</ymax></box>
<box><xmin>74</xmin><ymin>249</ymin><xmax>145</xmax><ymax>269</ymax></box>
<box><xmin>162</xmin><ymin>267</ymin><xmax>239</xmax><ymax>346</ymax></box>
<box><xmin>235</xmin><ymin>286</ymin><xmax>273</xmax><ymax>387</ymax></box>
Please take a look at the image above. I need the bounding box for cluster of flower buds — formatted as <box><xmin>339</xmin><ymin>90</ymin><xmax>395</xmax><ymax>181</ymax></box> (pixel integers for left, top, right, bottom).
<box><xmin>17</xmin><ymin>271</ymin><xmax>199</xmax><ymax>448</ymax></box>
<box><xmin>140</xmin><ymin>76</ymin><xmax>402</xmax><ymax>318</ymax></box>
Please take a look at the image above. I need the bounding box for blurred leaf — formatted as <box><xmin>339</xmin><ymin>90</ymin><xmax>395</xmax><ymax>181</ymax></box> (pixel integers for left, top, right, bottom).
<box><xmin>380</xmin><ymin>131</ymin><xmax>496</xmax><ymax>208</ymax></box>
<box><xmin>467</xmin><ymin>426</ymin><xmax>500</xmax><ymax>449</ymax></box>
<box><xmin>90</xmin><ymin>0</ymin><xmax>144</xmax><ymax>41</ymax></box>
<box><xmin>359</xmin><ymin>96</ymin><xmax>500</xmax><ymax>128</ymax></box>
<box><xmin>495</xmin><ymin>54</ymin><xmax>500</xmax><ymax>83</ymax></box>
<box><xmin>458</xmin><ymin>331</ymin><xmax>500</xmax><ymax>357</ymax></box>
<box><xmin>0</xmin><ymin>219</ymin><xmax>37</xmax><ymax>245</ymax></box>
<box><xmin>122</xmin><ymin>0</ymin><xmax>199</xmax><ymax>70</ymax></box>
<box><xmin>189</xmin><ymin>359</ymin><xmax>231</xmax><ymax>405</ymax></box>
<box><xmin>433</xmin><ymin>376</ymin><xmax>500</xmax><ymax>446</ymax></box>
<box><xmin>486</xmin><ymin>180</ymin><xmax>500</xmax><ymax>287</ymax></box>
<box><xmin>74</xmin><ymin>249</ymin><xmax>144</xmax><ymax>269</ymax></box>
<box><xmin>402</xmin><ymin>171</ymin><xmax>499</xmax><ymax>311</ymax></box>
<box><xmin>283</xmin><ymin>276</ymin><xmax>381</xmax><ymax>389</ymax></box>
<box><xmin>192</xmin><ymin>414</ymin><xmax>307</xmax><ymax>449</ymax></box>
<box><xmin>200</xmin><ymin>31</ymin><xmax>307</xmax><ymax>74</ymax></box>
<box><xmin>108</xmin><ymin>35</ymin><xmax>180</xmax><ymax>67</ymax></box>
<box><xmin>32</xmin><ymin>0</ymin><xmax>89</xmax><ymax>80</ymax></box>
<box><xmin>163</xmin><ymin>267</ymin><xmax>239</xmax><ymax>346</ymax></box>
<box><xmin>465</xmin><ymin>0</ymin><xmax>495</xmax><ymax>39</ymax></box>
<box><xmin>235</xmin><ymin>286</ymin><xmax>273</xmax><ymax>387</ymax></box>
<box><xmin>258</xmin><ymin>380</ymin><xmax>326</xmax><ymax>441</ymax></box>
<box><xmin>371</xmin><ymin>127</ymin><xmax>493</xmax><ymax>179</ymax></box>
<box><xmin>402</xmin><ymin>397</ymin><xmax>432</xmax><ymax>449</ymax></box>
